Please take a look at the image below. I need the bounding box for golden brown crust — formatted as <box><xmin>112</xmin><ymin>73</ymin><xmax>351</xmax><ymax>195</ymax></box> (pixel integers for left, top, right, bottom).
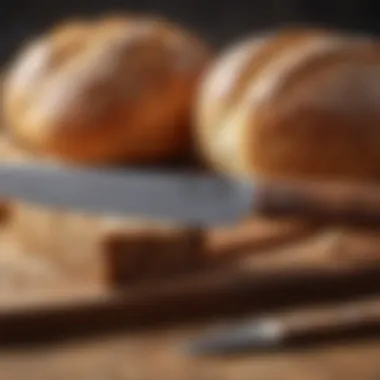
<box><xmin>3</xmin><ymin>15</ymin><xmax>211</xmax><ymax>164</ymax></box>
<box><xmin>195</xmin><ymin>28</ymin><xmax>380</xmax><ymax>181</ymax></box>
<box><xmin>195</xmin><ymin>29</ymin><xmax>328</xmax><ymax>172</ymax></box>
<box><xmin>247</xmin><ymin>48</ymin><xmax>380</xmax><ymax>180</ymax></box>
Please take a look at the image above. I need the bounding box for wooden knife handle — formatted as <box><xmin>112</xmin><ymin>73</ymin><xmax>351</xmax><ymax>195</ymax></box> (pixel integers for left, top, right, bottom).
<box><xmin>256</xmin><ymin>180</ymin><xmax>380</xmax><ymax>225</ymax></box>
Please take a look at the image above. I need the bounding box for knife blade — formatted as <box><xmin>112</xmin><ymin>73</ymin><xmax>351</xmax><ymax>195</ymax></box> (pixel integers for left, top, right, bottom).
<box><xmin>0</xmin><ymin>162</ymin><xmax>255</xmax><ymax>226</ymax></box>
<box><xmin>2</xmin><ymin>162</ymin><xmax>380</xmax><ymax>226</ymax></box>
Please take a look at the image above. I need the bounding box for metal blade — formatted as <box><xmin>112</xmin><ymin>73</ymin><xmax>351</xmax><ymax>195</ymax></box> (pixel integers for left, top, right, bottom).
<box><xmin>0</xmin><ymin>163</ymin><xmax>254</xmax><ymax>226</ymax></box>
<box><xmin>183</xmin><ymin>319</ymin><xmax>284</xmax><ymax>356</ymax></box>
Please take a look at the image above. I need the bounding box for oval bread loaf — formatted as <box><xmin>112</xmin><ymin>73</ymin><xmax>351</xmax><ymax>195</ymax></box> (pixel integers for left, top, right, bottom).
<box><xmin>3</xmin><ymin>15</ymin><xmax>211</xmax><ymax>164</ymax></box>
<box><xmin>195</xmin><ymin>29</ymin><xmax>380</xmax><ymax>181</ymax></box>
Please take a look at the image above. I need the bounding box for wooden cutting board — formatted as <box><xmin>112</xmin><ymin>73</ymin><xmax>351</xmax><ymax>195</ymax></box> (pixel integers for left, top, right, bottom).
<box><xmin>1</xmin><ymin>219</ymin><xmax>380</xmax><ymax>380</ymax></box>
<box><xmin>1</xmin><ymin>131</ymin><xmax>380</xmax><ymax>380</ymax></box>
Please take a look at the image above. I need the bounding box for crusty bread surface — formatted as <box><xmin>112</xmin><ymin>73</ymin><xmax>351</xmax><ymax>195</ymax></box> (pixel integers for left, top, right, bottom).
<box><xmin>3</xmin><ymin>15</ymin><xmax>211</xmax><ymax>164</ymax></box>
<box><xmin>195</xmin><ymin>29</ymin><xmax>380</xmax><ymax>181</ymax></box>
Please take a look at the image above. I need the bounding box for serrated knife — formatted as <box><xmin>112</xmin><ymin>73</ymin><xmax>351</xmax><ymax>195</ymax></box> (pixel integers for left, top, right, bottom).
<box><xmin>0</xmin><ymin>162</ymin><xmax>380</xmax><ymax>226</ymax></box>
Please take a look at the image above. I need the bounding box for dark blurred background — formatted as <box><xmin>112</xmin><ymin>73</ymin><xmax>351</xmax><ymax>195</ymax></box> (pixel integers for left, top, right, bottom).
<box><xmin>0</xmin><ymin>0</ymin><xmax>378</xmax><ymax>63</ymax></box>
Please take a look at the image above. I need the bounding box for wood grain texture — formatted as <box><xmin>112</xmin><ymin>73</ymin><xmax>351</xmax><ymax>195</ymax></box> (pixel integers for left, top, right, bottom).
<box><xmin>0</xmin><ymin>330</ymin><xmax>379</xmax><ymax>380</ymax></box>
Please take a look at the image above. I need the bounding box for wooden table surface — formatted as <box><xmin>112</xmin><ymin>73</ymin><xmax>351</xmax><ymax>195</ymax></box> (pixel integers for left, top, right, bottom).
<box><xmin>1</xmin><ymin>223</ymin><xmax>380</xmax><ymax>380</ymax></box>
<box><xmin>0</xmin><ymin>328</ymin><xmax>379</xmax><ymax>380</ymax></box>
<box><xmin>1</xmin><ymin>218</ymin><xmax>380</xmax><ymax>380</ymax></box>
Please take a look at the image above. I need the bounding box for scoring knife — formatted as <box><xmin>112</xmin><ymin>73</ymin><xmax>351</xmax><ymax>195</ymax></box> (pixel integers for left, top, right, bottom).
<box><xmin>0</xmin><ymin>162</ymin><xmax>380</xmax><ymax>226</ymax></box>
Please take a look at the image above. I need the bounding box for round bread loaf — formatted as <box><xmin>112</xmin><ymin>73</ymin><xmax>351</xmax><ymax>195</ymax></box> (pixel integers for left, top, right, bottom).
<box><xmin>195</xmin><ymin>28</ymin><xmax>380</xmax><ymax>181</ymax></box>
<box><xmin>3</xmin><ymin>15</ymin><xmax>210</xmax><ymax>164</ymax></box>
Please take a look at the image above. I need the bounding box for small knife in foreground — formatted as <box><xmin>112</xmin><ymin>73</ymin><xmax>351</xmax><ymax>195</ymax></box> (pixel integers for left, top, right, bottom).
<box><xmin>1</xmin><ymin>162</ymin><xmax>380</xmax><ymax>226</ymax></box>
<box><xmin>184</xmin><ymin>298</ymin><xmax>380</xmax><ymax>356</ymax></box>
